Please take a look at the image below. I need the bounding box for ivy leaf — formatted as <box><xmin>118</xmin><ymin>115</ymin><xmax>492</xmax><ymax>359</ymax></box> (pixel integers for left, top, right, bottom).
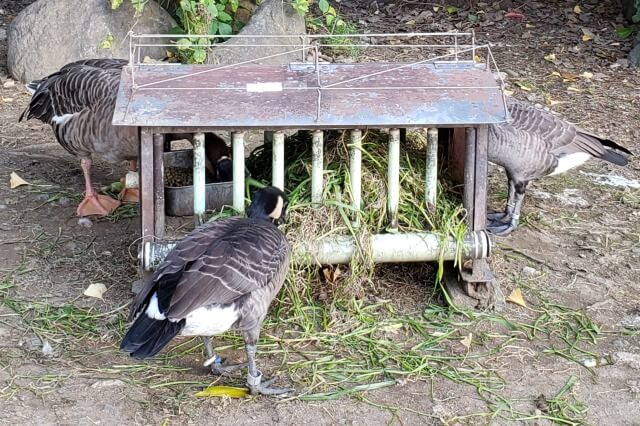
<box><xmin>218</xmin><ymin>22</ymin><xmax>233</xmax><ymax>36</ymax></box>
<box><xmin>319</xmin><ymin>0</ymin><xmax>330</xmax><ymax>14</ymax></box>
<box><xmin>446</xmin><ymin>5</ymin><xmax>458</xmax><ymax>14</ymax></box>
<box><xmin>208</xmin><ymin>20</ymin><xmax>219</xmax><ymax>35</ymax></box>
<box><xmin>111</xmin><ymin>0</ymin><xmax>123</xmax><ymax>10</ymax></box>
<box><xmin>176</xmin><ymin>38</ymin><xmax>191</xmax><ymax>50</ymax></box>
<box><xmin>98</xmin><ymin>33</ymin><xmax>114</xmax><ymax>49</ymax></box>
<box><xmin>192</xmin><ymin>48</ymin><xmax>207</xmax><ymax>63</ymax></box>
<box><xmin>615</xmin><ymin>26</ymin><xmax>634</xmax><ymax>39</ymax></box>
<box><xmin>217</xmin><ymin>10</ymin><xmax>233</xmax><ymax>22</ymax></box>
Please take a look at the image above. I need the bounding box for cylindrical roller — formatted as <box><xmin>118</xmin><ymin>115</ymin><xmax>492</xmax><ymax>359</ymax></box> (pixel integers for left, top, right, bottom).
<box><xmin>425</xmin><ymin>128</ymin><xmax>439</xmax><ymax>208</ymax></box>
<box><xmin>192</xmin><ymin>132</ymin><xmax>206</xmax><ymax>226</ymax></box>
<box><xmin>232</xmin><ymin>131</ymin><xmax>245</xmax><ymax>213</ymax></box>
<box><xmin>312</xmin><ymin>130</ymin><xmax>324</xmax><ymax>206</ymax></box>
<box><xmin>272</xmin><ymin>131</ymin><xmax>285</xmax><ymax>190</ymax></box>
<box><xmin>387</xmin><ymin>128</ymin><xmax>400</xmax><ymax>230</ymax></box>
<box><xmin>141</xmin><ymin>231</ymin><xmax>493</xmax><ymax>271</ymax></box>
<box><xmin>350</xmin><ymin>129</ymin><xmax>362</xmax><ymax>227</ymax></box>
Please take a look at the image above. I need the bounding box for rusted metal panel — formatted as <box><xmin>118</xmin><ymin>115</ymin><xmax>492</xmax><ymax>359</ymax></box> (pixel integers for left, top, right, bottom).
<box><xmin>113</xmin><ymin>63</ymin><xmax>508</xmax><ymax>129</ymax></box>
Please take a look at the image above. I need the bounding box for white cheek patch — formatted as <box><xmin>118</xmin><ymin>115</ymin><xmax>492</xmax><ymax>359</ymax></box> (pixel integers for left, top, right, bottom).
<box><xmin>268</xmin><ymin>196</ymin><xmax>284</xmax><ymax>220</ymax></box>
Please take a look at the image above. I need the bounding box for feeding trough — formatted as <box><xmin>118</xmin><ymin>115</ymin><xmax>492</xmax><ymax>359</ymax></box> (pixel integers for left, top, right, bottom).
<box><xmin>112</xmin><ymin>32</ymin><xmax>510</xmax><ymax>307</ymax></box>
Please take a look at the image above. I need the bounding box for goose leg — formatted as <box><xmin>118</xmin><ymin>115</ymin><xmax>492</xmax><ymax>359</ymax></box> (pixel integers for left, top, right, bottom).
<box><xmin>244</xmin><ymin>330</ymin><xmax>292</xmax><ymax>396</ymax></box>
<box><xmin>118</xmin><ymin>160</ymin><xmax>140</xmax><ymax>203</ymax></box>
<box><xmin>76</xmin><ymin>158</ymin><xmax>121</xmax><ymax>217</ymax></box>
<box><xmin>202</xmin><ymin>336</ymin><xmax>247</xmax><ymax>376</ymax></box>
<box><xmin>487</xmin><ymin>181</ymin><xmax>527</xmax><ymax>236</ymax></box>
<box><xmin>487</xmin><ymin>179</ymin><xmax>516</xmax><ymax>223</ymax></box>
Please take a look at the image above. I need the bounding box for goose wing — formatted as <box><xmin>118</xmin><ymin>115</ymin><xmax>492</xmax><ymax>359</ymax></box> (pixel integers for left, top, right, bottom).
<box><xmin>508</xmin><ymin>99</ymin><xmax>607</xmax><ymax>158</ymax></box>
<box><xmin>130</xmin><ymin>218</ymin><xmax>289</xmax><ymax>320</ymax></box>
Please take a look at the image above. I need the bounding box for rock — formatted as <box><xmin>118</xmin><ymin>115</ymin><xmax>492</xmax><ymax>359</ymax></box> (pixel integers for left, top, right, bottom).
<box><xmin>7</xmin><ymin>0</ymin><xmax>176</xmax><ymax>83</ymax></box>
<box><xmin>78</xmin><ymin>218</ymin><xmax>93</xmax><ymax>228</ymax></box>
<box><xmin>522</xmin><ymin>266</ymin><xmax>538</xmax><ymax>277</ymax></box>
<box><xmin>91</xmin><ymin>379</ymin><xmax>126</xmax><ymax>388</ymax></box>
<box><xmin>207</xmin><ymin>0</ymin><xmax>305</xmax><ymax>66</ymax></box>
<box><xmin>620</xmin><ymin>310</ymin><xmax>640</xmax><ymax>330</ymax></box>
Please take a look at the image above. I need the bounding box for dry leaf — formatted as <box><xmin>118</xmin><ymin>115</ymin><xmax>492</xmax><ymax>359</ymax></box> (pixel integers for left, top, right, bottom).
<box><xmin>573</xmin><ymin>5</ymin><xmax>582</xmax><ymax>14</ymax></box>
<box><xmin>9</xmin><ymin>172</ymin><xmax>30</xmax><ymax>189</ymax></box>
<box><xmin>561</xmin><ymin>72</ymin><xmax>578</xmax><ymax>82</ymax></box>
<box><xmin>544</xmin><ymin>53</ymin><xmax>556</xmax><ymax>61</ymax></box>
<box><xmin>567</xmin><ymin>86</ymin><xmax>582</xmax><ymax>92</ymax></box>
<box><xmin>474</xmin><ymin>55</ymin><xmax>482</xmax><ymax>63</ymax></box>
<box><xmin>461</xmin><ymin>333</ymin><xmax>473</xmax><ymax>349</ymax></box>
<box><xmin>503</xmin><ymin>89</ymin><xmax>514</xmax><ymax>97</ymax></box>
<box><xmin>549</xmin><ymin>71</ymin><xmax>562</xmax><ymax>78</ymax></box>
<box><xmin>322</xmin><ymin>265</ymin><xmax>342</xmax><ymax>284</ymax></box>
<box><xmin>514</xmin><ymin>81</ymin><xmax>532</xmax><ymax>91</ymax></box>
<box><xmin>525</xmin><ymin>23</ymin><xmax>536</xmax><ymax>28</ymax></box>
<box><xmin>582</xmin><ymin>34</ymin><xmax>593</xmax><ymax>42</ymax></box>
<box><xmin>506</xmin><ymin>288</ymin><xmax>527</xmax><ymax>307</ymax></box>
<box><xmin>546</xmin><ymin>97</ymin><xmax>563</xmax><ymax>106</ymax></box>
<box><xmin>84</xmin><ymin>283</ymin><xmax>107</xmax><ymax>299</ymax></box>
<box><xmin>581</xmin><ymin>28</ymin><xmax>595</xmax><ymax>42</ymax></box>
<box><xmin>581</xmin><ymin>71</ymin><xmax>594</xmax><ymax>79</ymax></box>
<box><xmin>195</xmin><ymin>386</ymin><xmax>249</xmax><ymax>398</ymax></box>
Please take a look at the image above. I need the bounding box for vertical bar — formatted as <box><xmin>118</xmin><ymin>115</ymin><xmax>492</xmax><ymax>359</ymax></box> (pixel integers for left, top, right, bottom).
<box><xmin>448</xmin><ymin>128</ymin><xmax>465</xmax><ymax>185</ymax></box>
<box><xmin>192</xmin><ymin>132</ymin><xmax>206</xmax><ymax>226</ymax></box>
<box><xmin>311</xmin><ymin>130</ymin><xmax>324</xmax><ymax>206</ymax></box>
<box><xmin>139</xmin><ymin>128</ymin><xmax>155</xmax><ymax>249</ymax></box>
<box><xmin>264</xmin><ymin>131</ymin><xmax>274</xmax><ymax>145</ymax></box>
<box><xmin>473</xmin><ymin>125</ymin><xmax>489</xmax><ymax>231</ymax></box>
<box><xmin>350</xmin><ymin>130</ymin><xmax>362</xmax><ymax>227</ymax></box>
<box><xmin>232</xmin><ymin>131</ymin><xmax>246</xmax><ymax>214</ymax></box>
<box><xmin>425</xmin><ymin>128</ymin><xmax>439</xmax><ymax>207</ymax></box>
<box><xmin>387</xmin><ymin>129</ymin><xmax>400</xmax><ymax>230</ymax></box>
<box><xmin>272</xmin><ymin>131</ymin><xmax>285</xmax><ymax>190</ymax></box>
<box><xmin>463</xmin><ymin>127</ymin><xmax>477</xmax><ymax>228</ymax></box>
<box><xmin>153</xmin><ymin>133</ymin><xmax>165</xmax><ymax>238</ymax></box>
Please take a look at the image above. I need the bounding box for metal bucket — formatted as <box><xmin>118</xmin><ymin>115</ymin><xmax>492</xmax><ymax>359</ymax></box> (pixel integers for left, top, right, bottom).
<box><xmin>164</xmin><ymin>150</ymin><xmax>233</xmax><ymax>217</ymax></box>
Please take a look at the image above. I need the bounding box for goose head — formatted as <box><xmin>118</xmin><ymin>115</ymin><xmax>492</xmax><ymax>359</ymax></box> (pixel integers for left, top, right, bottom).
<box><xmin>247</xmin><ymin>186</ymin><xmax>288</xmax><ymax>226</ymax></box>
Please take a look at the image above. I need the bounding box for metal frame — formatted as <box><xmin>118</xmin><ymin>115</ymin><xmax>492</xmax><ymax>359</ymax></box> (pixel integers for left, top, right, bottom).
<box><xmin>118</xmin><ymin>32</ymin><xmax>508</xmax><ymax>293</ymax></box>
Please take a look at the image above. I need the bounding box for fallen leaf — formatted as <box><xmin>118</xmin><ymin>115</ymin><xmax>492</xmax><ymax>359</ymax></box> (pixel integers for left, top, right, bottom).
<box><xmin>503</xmin><ymin>89</ymin><xmax>514</xmax><ymax>97</ymax></box>
<box><xmin>573</xmin><ymin>5</ymin><xmax>582</xmax><ymax>14</ymax></box>
<box><xmin>561</xmin><ymin>72</ymin><xmax>578</xmax><ymax>81</ymax></box>
<box><xmin>474</xmin><ymin>55</ymin><xmax>482</xmax><ymax>63</ymax></box>
<box><xmin>546</xmin><ymin>97</ymin><xmax>563</xmax><ymax>106</ymax></box>
<box><xmin>567</xmin><ymin>86</ymin><xmax>582</xmax><ymax>92</ymax></box>
<box><xmin>543</xmin><ymin>53</ymin><xmax>556</xmax><ymax>61</ymax></box>
<box><xmin>322</xmin><ymin>265</ymin><xmax>342</xmax><ymax>283</ymax></box>
<box><xmin>506</xmin><ymin>288</ymin><xmax>527</xmax><ymax>307</ymax></box>
<box><xmin>504</xmin><ymin>11</ymin><xmax>525</xmax><ymax>19</ymax></box>
<box><xmin>9</xmin><ymin>172</ymin><xmax>30</xmax><ymax>189</ymax></box>
<box><xmin>84</xmin><ymin>283</ymin><xmax>107</xmax><ymax>299</ymax></box>
<box><xmin>582</xmin><ymin>34</ymin><xmax>593</xmax><ymax>41</ymax></box>
<box><xmin>549</xmin><ymin>71</ymin><xmax>562</xmax><ymax>78</ymax></box>
<box><xmin>525</xmin><ymin>23</ymin><xmax>536</xmax><ymax>28</ymax></box>
<box><xmin>581</xmin><ymin>71</ymin><xmax>594</xmax><ymax>79</ymax></box>
<box><xmin>446</xmin><ymin>6</ymin><xmax>458</xmax><ymax>14</ymax></box>
<box><xmin>433</xmin><ymin>6</ymin><xmax>439</xmax><ymax>12</ymax></box>
<box><xmin>195</xmin><ymin>386</ymin><xmax>249</xmax><ymax>398</ymax></box>
<box><xmin>461</xmin><ymin>333</ymin><xmax>473</xmax><ymax>349</ymax></box>
<box><xmin>581</xmin><ymin>28</ymin><xmax>595</xmax><ymax>42</ymax></box>
<box><xmin>514</xmin><ymin>81</ymin><xmax>532</xmax><ymax>91</ymax></box>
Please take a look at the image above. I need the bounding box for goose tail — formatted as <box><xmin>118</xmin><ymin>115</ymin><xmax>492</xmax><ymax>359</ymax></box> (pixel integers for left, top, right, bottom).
<box><xmin>599</xmin><ymin>138</ymin><xmax>632</xmax><ymax>167</ymax></box>
<box><xmin>120</xmin><ymin>294</ymin><xmax>185</xmax><ymax>360</ymax></box>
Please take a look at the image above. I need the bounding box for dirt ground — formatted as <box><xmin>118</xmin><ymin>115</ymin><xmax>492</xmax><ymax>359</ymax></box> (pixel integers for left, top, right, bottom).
<box><xmin>1</xmin><ymin>1</ymin><xmax>640</xmax><ymax>425</ymax></box>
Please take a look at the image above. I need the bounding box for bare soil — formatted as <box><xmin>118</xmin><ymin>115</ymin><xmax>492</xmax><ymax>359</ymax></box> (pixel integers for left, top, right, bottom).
<box><xmin>1</xmin><ymin>1</ymin><xmax>639</xmax><ymax>425</ymax></box>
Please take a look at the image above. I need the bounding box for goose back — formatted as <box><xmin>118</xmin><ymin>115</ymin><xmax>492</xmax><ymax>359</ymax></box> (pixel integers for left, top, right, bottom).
<box><xmin>20</xmin><ymin>60</ymin><xmax>137</xmax><ymax>163</ymax></box>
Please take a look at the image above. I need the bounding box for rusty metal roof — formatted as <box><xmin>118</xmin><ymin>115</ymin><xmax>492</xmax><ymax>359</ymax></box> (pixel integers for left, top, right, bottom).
<box><xmin>112</xmin><ymin>62</ymin><xmax>509</xmax><ymax>129</ymax></box>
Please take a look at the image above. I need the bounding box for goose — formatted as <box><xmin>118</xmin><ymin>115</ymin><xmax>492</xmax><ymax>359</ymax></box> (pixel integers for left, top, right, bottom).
<box><xmin>486</xmin><ymin>98</ymin><xmax>632</xmax><ymax>235</ymax></box>
<box><xmin>19</xmin><ymin>59</ymin><xmax>235</xmax><ymax>217</ymax></box>
<box><xmin>19</xmin><ymin>58</ymin><xmax>138</xmax><ymax>217</ymax></box>
<box><xmin>120</xmin><ymin>186</ymin><xmax>292</xmax><ymax>396</ymax></box>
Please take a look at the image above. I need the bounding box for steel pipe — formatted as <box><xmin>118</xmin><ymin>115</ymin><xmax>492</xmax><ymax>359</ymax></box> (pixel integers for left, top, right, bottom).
<box><xmin>232</xmin><ymin>131</ymin><xmax>245</xmax><ymax>213</ymax></box>
<box><xmin>425</xmin><ymin>128</ymin><xmax>438</xmax><ymax>207</ymax></box>
<box><xmin>141</xmin><ymin>231</ymin><xmax>493</xmax><ymax>271</ymax></box>
<box><xmin>387</xmin><ymin>128</ymin><xmax>400</xmax><ymax>230</ymax></box>
<box><xmin>272</xmin><ymin>131</ymin><xmax>285</xmax><ymax>190</ymax></box>
<box><xmin>312</xmin><ymin>130</ymin><xmax>324</xmax><ymax>206</ymax></box>
<box><xmin>192</xmin><ymin>132</ymin><xmax>206</xmax><ymax>226</ymax></box>
<box><xmin>350</xmin><ymin>129</ymin><xmax>362</xmax><ymax>227</ymax></box>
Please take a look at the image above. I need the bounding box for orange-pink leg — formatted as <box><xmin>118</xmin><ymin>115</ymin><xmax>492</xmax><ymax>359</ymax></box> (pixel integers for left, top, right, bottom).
<box><xmin>76</xmin><ymin>158</ymin><xmax>121</xmax><ymax>217</ymax></box>
<box><xmin>118</xmin><ymin>159</ymin><xmax>140</xmax><ymax>203</ymax></box>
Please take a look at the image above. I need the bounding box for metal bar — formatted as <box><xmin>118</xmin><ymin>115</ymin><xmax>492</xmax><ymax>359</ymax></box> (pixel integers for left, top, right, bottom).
<box><xmin>232</xmin><ymin>131</ymin><xmax>246</xmax><ymax>213</ymax></box>
<box><xmin>473</xmin><ymin>125</ymin><xmax>489</xmax><ymax>231</ymax></box>
<box><xmin>192</xmin><ymin>132</ymin><xmax>206</xmax><ymax>226</ymax></box>
<box><xmin>425</xmin><ymin>128</ymin><xmax>439</xmax><ymax>207</ymax></box>
<box><xmin>142</xmin><ymin>230</ymin><xmax>493</xmax><ymax>270</ymax></box>
<box><xmin>350</xmin><ymin>130</ymin><xmax>362</xmax><ymax>227</ymax></box>
<box><xmin>139</xmin><ymin>128</ymin><xmax>155</xmax><ymax>245</ymax></box>
<box><xmin>387</xmin><ymin>129</ymin><xmax>400</xmax><ymax>230</ymax></box>
<box><xmin>153</xmin><ymin>133</ymin><xmax>165</xmax><ymax>238</ymax></box>
<box><xmin>272</xmin><ymin>131</ymin><xmax>285</xmax><ymax>190</ymax></box>
<box><xmin>311</xmin><ymin>130</ymin><xmax>324</xmax><ymax>206</ymax></box>
<box><xmin>463</xmin><ymin>127</ymin><xmax>477</xmax><ymax>228</ymax></box>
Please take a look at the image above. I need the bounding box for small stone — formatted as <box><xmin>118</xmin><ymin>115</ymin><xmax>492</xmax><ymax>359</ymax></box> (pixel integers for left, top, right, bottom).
<box><xmin>505</xmin><ymin>69</ymin><xmax>519</xmax><ymax>78</ymax></box>
<box><xmin>522</xmin><ymin>266</ymin><xmax>538</xmax><ymax>276</ymax></box>
<box><xmin>91</xmin><ymin>379</ymin><xmax>126</xmax><ymax>388</ymax></box>
<box><xmin>57</xmin><ymin>197</ymin><xmax>72</xmax><ymax>207</ymax></box>
<box><xmin>2</xmin><ymin>80</ymin><xmax>15</xmax><ymax>89</ymax></box>
<box><xmin>78</xmin><ymin>218</ymin><xmax>93</xmax><ymax>228</ymax></box>
<box><xmin>620</xmin><ymin>311</ymin><xmax>640</xmax><ymax>330</ymax></box>
<box><xmin>131</xmin><ymin>279</ymin><xmax>144</xmax><ymax>295</ymax></box>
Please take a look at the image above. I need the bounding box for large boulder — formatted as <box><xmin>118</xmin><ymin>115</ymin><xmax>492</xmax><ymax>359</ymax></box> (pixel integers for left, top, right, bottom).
<box><xmin>207</xmin><ymin>0</ymin><xmax>305</xmax><ymax>65</ymax></box>
<box><xmin>7</xmin><ymin>0</ymin><xmax>176</xmax><ymax>83</ymax></box>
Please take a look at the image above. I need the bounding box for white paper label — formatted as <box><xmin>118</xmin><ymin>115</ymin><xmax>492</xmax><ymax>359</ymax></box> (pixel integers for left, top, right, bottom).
<box><xmin>246</xmin><ymin>82</ymin><xmax>283</xmax><ymax>93</ymax></box>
